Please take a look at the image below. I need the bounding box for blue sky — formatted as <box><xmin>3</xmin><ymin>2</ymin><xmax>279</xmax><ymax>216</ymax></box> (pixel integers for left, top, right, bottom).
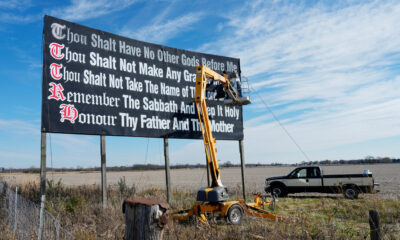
<box><xmin>1</xmin><ymin>0</ymin><xmax>400</xmax><ymax>168</ymax></box>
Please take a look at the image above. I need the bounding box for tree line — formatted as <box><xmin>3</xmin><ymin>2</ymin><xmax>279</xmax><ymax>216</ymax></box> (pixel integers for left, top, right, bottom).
<box><xmin>2</xmin><ymin>156</ymin><xmax>399</xmax><ymax>173</ymax></box>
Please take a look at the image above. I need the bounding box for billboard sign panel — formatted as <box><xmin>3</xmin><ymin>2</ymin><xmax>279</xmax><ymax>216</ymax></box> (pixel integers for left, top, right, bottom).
<box><xmin>42</xmin><ymin>15</ymin><xmax>243</xmax><ymax>140</ymax></box>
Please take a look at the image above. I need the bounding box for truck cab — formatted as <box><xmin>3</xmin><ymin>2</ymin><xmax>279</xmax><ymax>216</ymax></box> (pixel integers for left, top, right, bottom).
<box><xmin>285</xmin><ymin>166</ymin><xmax>323</xmax><ymax>192</ymax></box>
<box><xmin>265</xmin><ymin>166</ymin><xmax>377</xmax><ymax>199</ymax></box>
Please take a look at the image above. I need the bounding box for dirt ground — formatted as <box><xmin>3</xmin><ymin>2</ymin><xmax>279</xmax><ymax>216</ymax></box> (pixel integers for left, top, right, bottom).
<box><xmin>1</xmin><ymin>164</ymin><xmax>399</xmax><ymax>196</ymax></box>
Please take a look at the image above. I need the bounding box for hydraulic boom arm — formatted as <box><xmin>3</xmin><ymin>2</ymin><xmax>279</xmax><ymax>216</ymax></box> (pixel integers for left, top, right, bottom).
<box><xmin>194</xmin><ymin>65</ymin><xmax>246</xmax><ymax>188</ymax></box>
<box><xmin>172</xmin><ymin>66</ymin><xmax>289</xmax><ymax>225</ymax></box>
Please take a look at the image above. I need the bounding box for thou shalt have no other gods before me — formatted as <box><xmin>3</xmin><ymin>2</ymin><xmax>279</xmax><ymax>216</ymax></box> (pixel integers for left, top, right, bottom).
<box><xmin>42</xmin><ymin>15</ymin><xmax>244</xmax><ymax>140</ymax></box>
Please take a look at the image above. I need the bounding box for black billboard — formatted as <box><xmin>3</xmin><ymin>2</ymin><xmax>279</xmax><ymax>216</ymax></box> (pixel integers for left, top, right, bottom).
<box><xmin>42</xmin><ymin>15</ymin><xmax>243</xmax><ymax>140</ymax></box>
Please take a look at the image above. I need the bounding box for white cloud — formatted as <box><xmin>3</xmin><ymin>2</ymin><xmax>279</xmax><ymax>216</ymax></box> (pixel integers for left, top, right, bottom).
<box><xmin>0</xmin><ymin>0</ymin><xmax>40</xmax><ymax>23</ymax></box>
<box><xmin>50</xmin><ymin>0</ymin><xmax>138</xmax><ymax>21</ymax></box>
<box><xmin>0</xmin><ymin>12</ymin><xmax>40</xmax><ymax>23</ymax></box>
<box><xmin>2</xmin><ymin>1</ymin><xmax>399</xmax><ymax>167</ymax></box>
<box><xmin>120</xmin><ymin>12</ymin><xmax>204</xmax><ymax>44</ymax></box>
<box><xmin>243</xmin><ymin>98</ymin><xmax>400</xmax><ymax>162</ymax></box>
<box><xmin>0</xmin><ymin>119</ymin><xmax>38</xmax><ymax>135</ymax></box>
<box><xmin>0</xmin><ymin>0</ymin><xmax>32</xmax><ymax>10</ymax></box>
<box><xmin>192</xmin><ymin>1</ymin><xmax>400</xmax><ymax>162</ymax></box>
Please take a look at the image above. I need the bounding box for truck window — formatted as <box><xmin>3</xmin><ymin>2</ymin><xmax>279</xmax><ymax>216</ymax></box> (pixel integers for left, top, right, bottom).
<box><xmin>297</xmin><ymin>169</ymin><xmax>307</xmax><ymax>178</ymax></box>
<box><xmin>307</xmin><ymin>168</ymin><xmax>320</xmax><ymax>178</ymax></box>
<box><xmin>290</xmin><ymin>168</ymin><xmax>307</xmax><ymax>178</ymax></box>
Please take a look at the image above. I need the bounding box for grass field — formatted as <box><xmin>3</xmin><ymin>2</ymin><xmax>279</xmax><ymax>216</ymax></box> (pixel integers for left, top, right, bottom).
<box><xmin>2</xmin><ymin>164</ymin><xmax>400</xmax><ymax>195</ymax></box>
<box><xmin>0</xmin><ymin>181</ymin><xmax>399</xmax><ymax>240</ymax></box>
<box><xmin>0</xmin><ymin>164</ymin><xmax>400</xmax><ymax>239</ymax></box>
<box><xmin>1</xmin><ymin>164</ymin><xmax>399</xmax><ymax>239</ymax></box>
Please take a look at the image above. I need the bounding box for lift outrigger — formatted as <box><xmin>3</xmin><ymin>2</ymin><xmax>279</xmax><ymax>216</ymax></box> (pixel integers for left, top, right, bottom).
<box><xmin>171</xmin><ymin>65</ymin><xmax>288</xmax><ymax>225</ymax></box>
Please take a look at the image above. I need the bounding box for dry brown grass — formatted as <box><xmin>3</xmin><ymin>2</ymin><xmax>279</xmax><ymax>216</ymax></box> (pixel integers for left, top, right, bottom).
<box><xmin>2</xmin><ymin>179</ymin><xmax>398</xmax><ymax>240</ymax></box>
<box><xmin>0</xmin><ymin>210</ymin><xmax>16</xmax><ymax>240</ymax></box>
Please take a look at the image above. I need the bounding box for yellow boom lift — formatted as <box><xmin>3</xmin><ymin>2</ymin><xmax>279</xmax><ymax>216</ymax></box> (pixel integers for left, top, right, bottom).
<box><xmin>172</xmin><ymin>65</ymin><xmax>286</xmax><ymax>224</ymax></box>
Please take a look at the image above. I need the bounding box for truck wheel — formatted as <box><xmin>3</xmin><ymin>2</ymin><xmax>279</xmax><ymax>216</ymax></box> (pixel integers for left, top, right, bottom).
<box><xmin>271</xmin><ymin>186</ymin><xmax>287</xmax><ymax>198</ymax></box>
<box><xmin>344</xmin><ymin>186</ymin><xmax>359</xmax><ymax>199</ymax></box>
<box><xmin>226</xmin><ymin>204</ymin><xmax>243</xmax><ymax>225</ymax></box>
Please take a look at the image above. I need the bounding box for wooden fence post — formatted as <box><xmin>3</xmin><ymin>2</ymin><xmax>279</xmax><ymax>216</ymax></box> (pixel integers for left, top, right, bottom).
<box><xmin>123</xmin><ymin>198</ymin><xmax>170</xmax><ymax>240</ymax></box>
<box><xmin>369</xmin><ymin>209</ymin><xmax>381</xmax><ymax>240</ymax></box>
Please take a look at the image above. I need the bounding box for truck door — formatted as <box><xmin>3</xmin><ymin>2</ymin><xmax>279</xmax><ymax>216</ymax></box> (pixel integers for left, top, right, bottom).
<box><xmin>307</xmin><ymin>167</ymin><xmax>322</xmax><ymax>192</ymax></box>
<box><xmin>286</xmin><ymin>168</ymin><xmax>308</xmax><ymax>193</ymax></box>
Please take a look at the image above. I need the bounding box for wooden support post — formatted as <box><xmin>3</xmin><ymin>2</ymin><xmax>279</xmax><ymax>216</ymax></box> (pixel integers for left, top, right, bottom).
<box><xmin>40</xmin><ymin>132</ymin><xmax>46</xmax><ymax>197</ymax></box>
<box><xmin>123</xmin><ymin>198</ymin><xmax>170</xmax><ymax>240</ymax></box>
<box><xmin>239</xmin><ymin>140</ymin><xmax>246</xmax><ymax>201</ymax></box>
<box><xmin>163</xmin><ymin>138</ymin><xmax>171</xmax><ymax>203</ymax></box>
<box><xmin>100</xmin><ymin>135</ymin><xmax>107</xmax><ymax>207</ymax></box>
<box><xmin>369</xmin><ymin>210</ymin><xmax>381</xmax><ymax>240</ymax></box>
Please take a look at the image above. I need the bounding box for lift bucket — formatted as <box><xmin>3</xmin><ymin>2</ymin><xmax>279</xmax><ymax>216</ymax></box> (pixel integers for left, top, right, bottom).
<box><xmin>224</xmin><ymin>96</ymin><xmax>251</xmax><ymax>106</ymax></box>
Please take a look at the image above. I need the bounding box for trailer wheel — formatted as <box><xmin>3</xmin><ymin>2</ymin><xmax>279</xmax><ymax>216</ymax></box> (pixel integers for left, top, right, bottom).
<box><xmin>344</xmin><ymin>186</ymin><xmax>359</xmax><ymax>199</ymax></box>
<box><xmin>226</xmin><ymin>204</ymin><xmax>243</xmax><ymax>225</ymax></box>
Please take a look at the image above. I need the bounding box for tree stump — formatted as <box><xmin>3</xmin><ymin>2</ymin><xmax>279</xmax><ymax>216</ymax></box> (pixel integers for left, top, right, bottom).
<box><xmin>123</xmin><ymin>198</ymin><xmax>170</xmax><ymax>240</ymax></box>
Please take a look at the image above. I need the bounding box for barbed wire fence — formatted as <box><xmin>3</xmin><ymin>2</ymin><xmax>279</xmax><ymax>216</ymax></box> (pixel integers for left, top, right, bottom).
<box><xmin>0</xmin><ymin>182</ymin><xmax>76</xmax><ymax>240</ymax></box>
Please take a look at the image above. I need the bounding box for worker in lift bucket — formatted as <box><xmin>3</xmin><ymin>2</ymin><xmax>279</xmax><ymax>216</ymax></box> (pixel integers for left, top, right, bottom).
<box><xmin>231</xmin><ymin>70</ymin><xmax>242</xmax><ymax>97</ymax></box>
<box><xmin>214</xmin><ymin>71</ymin><xmax>242</xmax><ymax>99</ymax></box>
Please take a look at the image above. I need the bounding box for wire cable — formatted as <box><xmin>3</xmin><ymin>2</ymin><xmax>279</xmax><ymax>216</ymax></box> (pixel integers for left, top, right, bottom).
<box><xmin>137</xmin><ymin>138</ymin><xmax>150</xmax><ymax>188</ymax></box>
<box><xmin>248</xmin><ymin>84</ymin><xmax>311</xmax><ymax>162</ymax></box>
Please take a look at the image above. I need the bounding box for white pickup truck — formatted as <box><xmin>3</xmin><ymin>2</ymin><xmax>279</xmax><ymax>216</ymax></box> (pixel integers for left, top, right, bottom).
<box><xmin>264</xmin><ymin>166</ymin><xmax>378</xmax><ymax>199</ymax></box>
